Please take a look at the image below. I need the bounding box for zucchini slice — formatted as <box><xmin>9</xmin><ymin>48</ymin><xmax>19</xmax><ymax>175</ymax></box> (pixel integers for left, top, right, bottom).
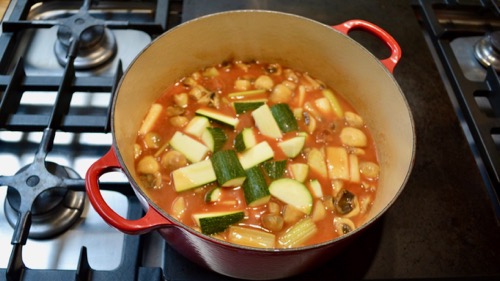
<box><xmin>242</xmin><ymin>166</ymin><xmax>271</xmax><ymax>206</ymax></box>
<box><xmin>204</xmin><ymin>187</ymin><xmax>222</xmax><ymax>203</ymax></box>
<box><xmin>251</xmin><ymin>104</ymin><xmax>283</xmax><ymax>139</ymax></box>
<box><xmin>201</xmin><ymin>127</ymin><xmax>227</xmax><ymax>152</ymax></box>
<box><xmin>270</xmin><ymin>103</ymin><xmax>298</xmax><ymax>133</ymax></box>
<box><xmin>211</xmin><ymin>150</ymin><xmax>247</xmax><ymax>187</ymax></box>
<box><xmin>261</xmin><ymin>160</ymin><xmax>287</xmax><ymax>179</ymax></box>
<box><xmin>269</xmin><ymin>178</ymin><xmax>313</xmax><ymax>214</ymax></box>
<box><xmin>193</xmin><ymin>211</ymin><xmax>245</xmax><ymax>235</ymax></box>
<box><xmin>196</xmin><ymin>107</ymin><xmax>239</xmax><ymax>128</ymax></box>
<box><xmin>169</xmin><ymin>131</ymin><xmax>209</xmax><ymax>163</ymax></box>
<box><xmin>238</xmin><ymin>141</ymin><xmax>275</xmax><ymax>170</ymax></box>
<box><xmin>277</xmin><ymin>135</ymin><xmax>306</xmax><ymax>158</ymax></box>
<box><xmin>234</xmin><ymin>128</ymin><xmax>257</xmax><ymax>152</ymax></box>
<box><xmin>184</xmin><ymin>116</ymin><xmax>210</xmax><ymax>138</ymax></box>
<box><xmin>172</xmin><ymin>159</ymin><xmax>216</xmax><ymax>192</ymax></box>
<box><xmin>233</xmin><ymin>100</ymin><xmax>267</xmax><ymax>114</ymax></box>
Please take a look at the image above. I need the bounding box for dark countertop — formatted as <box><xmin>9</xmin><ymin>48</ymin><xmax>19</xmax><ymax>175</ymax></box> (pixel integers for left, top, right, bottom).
<box><xmin>163</xmin><ymin>0</ymin><xmax>500</xmax><ymax>280</ymax></box>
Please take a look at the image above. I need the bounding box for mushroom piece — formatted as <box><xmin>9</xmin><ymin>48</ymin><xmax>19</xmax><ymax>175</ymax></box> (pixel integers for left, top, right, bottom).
<box><xmin>182</xmin><ymin>76</ymin><xmax>198</xmax><ymax>87</ymax></box>
<box><xmin>234</xmin><ymin>79</ymin><xmax>251</xmax><ymax>91</ymax></box>
<box><xmin>334</xmin><ymin>189</ymin><xmax>360</xmax><ymax>218</ymax></box>
<box><xmin>265</xmin><ymin>63</ymin><xmax>282</xmax><ymax>75</ymax></box>
<box><xmin>161</xmin><ymin>150</ymin><xmax>188</xmax><ymax>172</ymax></box>
<box><xmin>359</xmin><ymin>161</ymin><xmax>380</xmax><ymax>179</ymax></box>
<box><xmin>144</xmin><ymin>131</ymin><xmax>162</xmax><ymax>149</ymax></box>
<box><xmin>173</xmin><ymin>93</ymin><xmax>188</xmax><ymax>108</ymax></box>
<box><xmin>165</xmin><ymin>105</ymin><xmax>185</xmax><ymax>117</ymax></box>
<box><xmin>283</xmin><ymin>68</ymin><xmax>299</xmax><ymax>83</ymax></box>
<box><xmin>169</xmin><ymin>116</ymin><xmax>189</xmax><ymax>128</ymax></box>
<box><xmin>269</xmin><ymin>84</ymin><xmax>293</xmax><ymax>103</ymax></box>
<box><xmin>189</xmin><ymin>85</ymin><xmax>210</xmax><ymax>101</ymax></box>
<box><xmin>261</xmin><ymin>213</ymin><xmax>284</xmax><ymax>232</ymax></box>
<box><xmin>137</xmin><ymin>155</ymin><xmax>160</xmax><ymax>174</ymax></box>
<box><xmin>254</xmin><ymin>75</ymin><xmax>274</xmax><ymax>90</ymax></box>
<box><xmin>333</xmin><ymin>217</ymin><xmax>356</xmax><ymax>235</ymax></box>
<box><xmin>139</xmin><ymin>172</ymin><xmax>162</xmax><ymax>189</ymax></box>
<box><xmin>198</xmin><ymin>92</ymin><xmax>221</xmax><ymax>108</ymax></box>
<box><xmin>137</xmin><ymin>155</ymin><xmax>162</xmax><ymax>189</ymax></box>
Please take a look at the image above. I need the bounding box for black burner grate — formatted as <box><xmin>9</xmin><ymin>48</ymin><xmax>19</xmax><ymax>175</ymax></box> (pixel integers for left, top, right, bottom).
<box><xmin>0</xmin><ymin>1</ymin><xmax>182</xmax><ymax>280</ymax></box>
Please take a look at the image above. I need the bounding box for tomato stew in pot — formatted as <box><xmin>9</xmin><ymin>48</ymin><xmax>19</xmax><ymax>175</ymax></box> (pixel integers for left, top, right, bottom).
<box><xmin>133</xmin><ymin>60</ymin><xmax>380</xmax><ymax>249</ymax></box>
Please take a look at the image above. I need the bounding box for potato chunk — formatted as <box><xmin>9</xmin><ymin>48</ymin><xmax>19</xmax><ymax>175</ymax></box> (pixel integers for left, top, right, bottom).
<box><xmin>339</xmin><ymin>127</ymin><xmax>367</xmax><ymax>147</ymax></box>
<box><xmin>345</xmin><ymin>111</ymin><xmax>364</xmax><ymax>128</ymax></box>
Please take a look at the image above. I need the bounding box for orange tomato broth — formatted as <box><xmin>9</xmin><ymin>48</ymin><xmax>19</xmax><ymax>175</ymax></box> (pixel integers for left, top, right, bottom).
<box><xmin>134</xmin><ymin>61</ymin><xmax>379</xmax><ymax>248</ymax></box>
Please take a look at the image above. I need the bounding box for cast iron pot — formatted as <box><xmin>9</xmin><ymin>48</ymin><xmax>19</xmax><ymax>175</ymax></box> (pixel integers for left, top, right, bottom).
<box><xmin>85</xmin><ymin>10</ymin><xmax>415</xmax><ymax>280</ymax></box>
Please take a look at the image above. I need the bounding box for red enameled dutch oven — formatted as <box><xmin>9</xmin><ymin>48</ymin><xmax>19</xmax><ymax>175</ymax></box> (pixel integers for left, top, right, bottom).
<box><xmin>85</xmin><ymin>10</ymin><xmax>415</xmax><ymax>280</ymax></box>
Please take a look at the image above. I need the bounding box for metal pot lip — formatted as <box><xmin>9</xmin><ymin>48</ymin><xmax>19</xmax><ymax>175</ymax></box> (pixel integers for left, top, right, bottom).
<box><xmin>109</xmin><ymin>9</ymin><xmax>417</xmax><ymax>253</ymax></box>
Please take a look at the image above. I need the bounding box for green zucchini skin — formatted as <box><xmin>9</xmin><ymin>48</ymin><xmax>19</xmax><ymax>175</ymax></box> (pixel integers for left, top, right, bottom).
<box><xmin>206</xmin><ymin>127</ymin><xmax>228</xmax><ymax>152</ymax></box>
<box><xmin>234</xmin><ymin>128</ymin><xmax>256</xmax><ymax>152</ymax></box>
<box><xmin>195</xmin><ymin>211</ymin><xmax>245</xmax><ymax>235</ymax></box>
<box><xmin>196</xmin><ymin>108</ymin><xmax>239</xmax><ymax>128</ymax></box>
<box><xmin>242</xmin><ymin>166</ymin><xmax>271</xmax><ymax>206</ymax></box>
<box><xmin>204</xmin><ymin>187</ymin><xmax>222</xmax><ymax>203</ymax></box>
<box><xmin>261</xmin><ymin>160</ymin><xmax>287</xmax><ymax>179</ymax></box>
<box><xmin>234</xmin><ymin>132</ymin><xmax>246</xmax><ymax>152</ymax></box>
<box><xmin>211</xmin><ymin>150</ymin><xmax>247</xmax><ymax>187</ymax></box>
<box><xmin>270</xmin><ymin>103</ymin><xmax>298</xmax><ymax>133</ymax></box>
<box><xmin>234</xmin><ymin>101</ymin><xmax>266</xmax><ymax>114</ymax></box>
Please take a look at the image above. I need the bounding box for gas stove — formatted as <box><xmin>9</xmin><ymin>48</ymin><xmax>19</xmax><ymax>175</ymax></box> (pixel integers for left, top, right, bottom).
<box><xmin>0</xmin><ymin>1</ymin><xmax>178</xmax><ymax>280</ymax></box>
<box><xmin>413</xmin><ymin>0</ymin><xmax>500</xmax><ymax>218</ymax></box>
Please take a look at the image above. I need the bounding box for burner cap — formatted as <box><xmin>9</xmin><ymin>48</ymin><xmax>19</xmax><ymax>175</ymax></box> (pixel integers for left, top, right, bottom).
<box><xmin>4</xmin><ymin>162</ymin><xmax>85</xmax><ymax>239</ymax></box>
<box><xmin>54</xmin><ymin>11</ymin><xmax>117</xmax><ymax>69</ymax></box>
<box><xmin>474</xmin><ymin>31</ymin><xmax>500</xmax><ymax>71</ymax></box>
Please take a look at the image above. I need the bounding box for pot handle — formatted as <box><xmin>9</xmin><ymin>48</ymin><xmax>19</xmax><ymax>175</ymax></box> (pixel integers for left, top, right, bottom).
<box><xmin>85</xmin><ymin>148</ymin><xmax>173</xmax><ymax>235</ymax></box>
<box><xmin>332</xmin><ymin>19</ymin><xmax>401</xmax><ymax>73</ymax></box>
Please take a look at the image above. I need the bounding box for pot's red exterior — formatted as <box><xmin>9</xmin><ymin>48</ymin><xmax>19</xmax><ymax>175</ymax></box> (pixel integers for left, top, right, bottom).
<box><xmin>158</xmin><ymin>225</ymin><xmax>355</xmax><ymax>279</ymax></box>
<box><xmin>85</xmin><ymin>148</ymin><xmax>356</xmax><ymax>279</ymax></box>
<box><xmin>85</xmin><ymin>10</ymin><xmax>415</xmax><ymax>280</ymax></box>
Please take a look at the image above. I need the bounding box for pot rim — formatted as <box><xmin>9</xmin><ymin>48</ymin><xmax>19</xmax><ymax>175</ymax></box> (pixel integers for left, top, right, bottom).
<box><xmin>109</xmin><ymin>9</ymin><xmax>416</xmax><ymax>252</ymax></box>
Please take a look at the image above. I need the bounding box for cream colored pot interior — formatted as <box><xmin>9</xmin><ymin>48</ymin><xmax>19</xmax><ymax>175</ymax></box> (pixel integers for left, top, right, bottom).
<box><xmin>113</xmin><ymin>11</ymin><xmax>415</xmax><ymax>227</ymax></box>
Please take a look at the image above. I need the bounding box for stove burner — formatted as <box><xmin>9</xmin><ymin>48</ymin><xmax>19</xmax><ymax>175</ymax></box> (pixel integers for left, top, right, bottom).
<box><xmin>474</xmin><ymin>31</ymin><xmax>500</xmax><ymax>72</ymax></box>
<box><xmin>4</xmin><ymin>162</ymin><xmax>85</xmax><ymax>239</ymax></box>
<box><xmin>54</xmin><ymin>10</ymin><xmax>117</xmax><ymax>69</ymax></box>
